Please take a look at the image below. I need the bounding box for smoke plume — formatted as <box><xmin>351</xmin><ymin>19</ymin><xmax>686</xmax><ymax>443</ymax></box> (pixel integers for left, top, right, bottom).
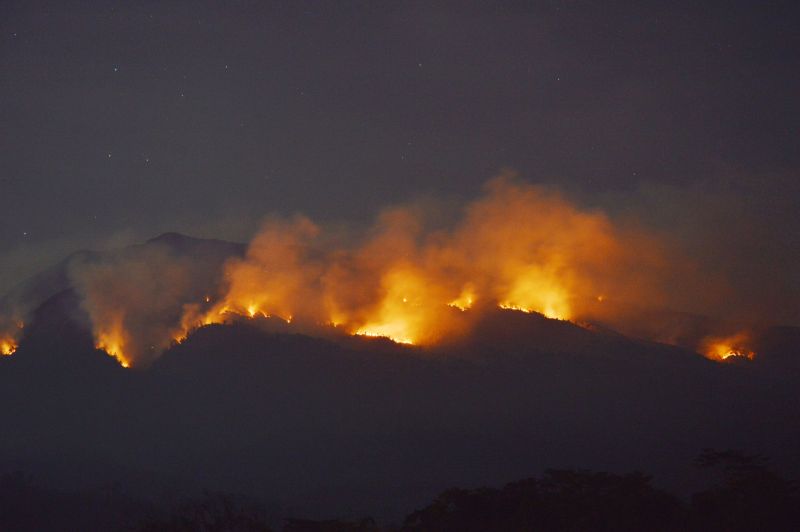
<box><xmin>11</xmin><ymin>174</ymin><xmax>763</xmax><ymax>367</ymax></box>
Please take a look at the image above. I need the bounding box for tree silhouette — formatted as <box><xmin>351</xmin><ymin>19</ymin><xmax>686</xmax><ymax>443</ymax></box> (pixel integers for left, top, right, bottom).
<box><xmin>402</xmin><ymin>470</ymin><xmax>682</xmax><ymax>531</ymax></box>
<box><xmin>283</xmin><ymin>517</ymin><xmax>379</xmax><ymax>532</ymax></box>
<box><xmin>689</xmin><ymin>449</ymin><xmax>799</xmax><ymax>531</ymax></box>
<box><xmin>138</xmin><ymin>492</ymin><xmax>273</xmax><ymax>532</ymax></box>
<box><xmin>3</xmin><ymin>451</ymin><xmax>799</xmax><ymax>531</ymax></box>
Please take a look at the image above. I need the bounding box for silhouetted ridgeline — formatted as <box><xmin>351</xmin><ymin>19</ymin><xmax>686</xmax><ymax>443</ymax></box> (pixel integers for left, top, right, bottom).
<box><xmin>1</xmin><ymin>451</ymin><xmax>797</xmax><ymax>531</ymax></box>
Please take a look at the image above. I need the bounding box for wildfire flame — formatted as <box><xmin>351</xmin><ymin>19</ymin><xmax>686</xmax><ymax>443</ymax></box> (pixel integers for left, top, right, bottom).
<box><xmin>173</xmin><ymin>177</ymin><xmax>647</xmax><ymax>349</ymax></box>
<box><xmin>0</xmin><ymin>321</ymin><xmax>24</xmax><ymax>356</ymax></box>
<box><xmin>5</xmin><ymin>174</ymin><xmax>766</xmax><ymax>369</ymax></box>
<box><xmin>95</xmin><ymin>317</ymin><xmax>132</xmax><ymax>368</ymax></box>
<box><xmin>448</xmin><ymin>285</ymin><xmax>476</xmax><ymax>311</ymax></box>
<box><xmin>701</xmin><ymin>332</ymin><xmax>755</xmax><ymax>362</ymax></box>
<box><xmin>355</xmin><ymin>325</ymin><xmax>414</xmax><ymax>345</ymax></box>
<box><xmin>0</xmin><ymin>338</ymin><xmax>17</xmax><ymax>356</ymax></box>
<box><xmin>69</xmin><ymin>175</ymin><xmax>718</xmax><ymax>366</ymax></box>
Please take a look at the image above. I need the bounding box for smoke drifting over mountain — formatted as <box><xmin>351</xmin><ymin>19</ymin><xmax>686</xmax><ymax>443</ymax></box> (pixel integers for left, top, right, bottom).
<box><xmin>68</xmin><ymin>247</ymin><xmax>202</xmax><ymax>368</ymax></box>
<box><xmin>2</xmin><ymin>174</ymin><xmax>756</xmax><ymax>368</ymax></box>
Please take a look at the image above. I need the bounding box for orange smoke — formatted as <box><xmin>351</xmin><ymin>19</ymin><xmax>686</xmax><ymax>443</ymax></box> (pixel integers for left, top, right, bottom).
<box><xmin>207</xmin><ymin>216</ymin><xmax>318</xmax><ymax>324</ymax></box>
<box><xmin>448</xmin><ymin>284</ymin><xmax>476</xmax><ymax>312</ymax></box>
<box><xmin>70</xmin><ymin>174</ymin><xmax>751</xmax><ymax>367</ymax></box>
<box><xmin>171</xmin><ymin>175</ymin><xmax>667</xmax><ymax>349</ymax></box>
<box><xmin>174</xmin><ymin>216</ymin><xmax>318</xmax><ymax>343</ymax></box>
<box><xmin>70</xmin><ymin>246</ymin><xmax>208</xmax><ymax>368</ymax></box>
<box><xmin>701</xmin><ymin>331</ymin><xmax>755</xmax><ymax>361</ymax></box>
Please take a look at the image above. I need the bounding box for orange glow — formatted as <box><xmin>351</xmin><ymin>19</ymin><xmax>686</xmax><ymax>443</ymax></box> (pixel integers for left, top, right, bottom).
<box><xmin>176</xmin><ymin>217</ymin><xmax>316</xmax><ymax>336</ymax></box>
<box><xmin>95</xmin><ymin>317</ymin><xmax>132</xmax><ymax>368</ymax></box>
<box><xmin>495</xmin><ymin>267</ymin><xmax>571</xmax><ymax>320</ymax></box>
<box><xmin>0</xmin><ymin>320</ymin><xmax>24</xmax><ymax>356</ymax></box>
<box><xmin>166</xmin><ymin>176</ymin><xmax>668</xmax><ymax>353</ymax></box>
<box><xmin>0</xmin><ymin>337</ymin><xmax>17</xmax><ymax>356</ymax></box>
<box><xmin>701</xmin><ymin>332</ymin><xmax>755</xmax><ymax>362</ymax></box>
<box><xmin>71</xmin><ymin>175</ymin><xmax>685</xmax><ymax>366</ymax></box>
<box><xmin>96</xmin><ymin>332</ymin><xmax>131</xmax><ymax>367</ymax></box>
<box><xmin>172</xmin><ymin>302</ymin><xmax>229</xmax><ymax>344</ymax></box>
<box><xmin>355</xmin><ymin>326</ymin><xmax>414</xmax><ymax>344</ymax></box>
<box><xmin>351</xmin><ymin>268</ymin><xmax>431</xmax><ymax>344</ymax></box>
<box><xmin>448</xmin><ymin>285</ymin><xmax>476</xmax><ymax>311</ymax></box>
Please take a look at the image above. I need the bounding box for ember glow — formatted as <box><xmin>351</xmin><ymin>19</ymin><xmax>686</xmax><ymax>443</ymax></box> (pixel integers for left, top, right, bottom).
<box><xmin>0</xmin><ymin>337</ymin><xmax>16</xmax><ymax>356</ymax></box>
<box><xmin>701</xmin><ymin>332</ymin><xmax>755</xmax><ymax>362</ymax></box>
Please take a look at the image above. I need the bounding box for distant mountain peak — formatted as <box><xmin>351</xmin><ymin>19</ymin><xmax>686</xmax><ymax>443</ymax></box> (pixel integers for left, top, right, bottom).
<box><xmin>145</xmin><ymin>232</ymin><xmax>246</xmax><ymax>256</ymax></box>
<box><xmin>147</xmin><ymin>232</ymin><xmax>205</xmax><ymax>245</ymax></box>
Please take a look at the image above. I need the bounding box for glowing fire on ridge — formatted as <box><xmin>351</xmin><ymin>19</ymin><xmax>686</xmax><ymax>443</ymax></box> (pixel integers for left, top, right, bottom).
<box><xmin>115</xmin><ymin>176</ymin><xmax>649</xmax><ymax>359</ymax></box>
<box><xmin>97</xmin><ymin>335</ymin><xmax>131</xmax><ymax>368</ymax></box>
<box><xmin>496</xmin><ymin>266</ymin><xmax>572</xmax><ymax>320</ymax></box>
<box><xmin>498</xmin><ymin>302</ymin><xmax>567</xmax><ymax>321</ymax></box>
<box><xmin>94</xmin><ymin>316</ymin><xmax>131</xmax><ymax>368</ymax></box>
<box><xmin>448</xmin><ymin>285</ymin><xmax>475</xmax><ymax>311</ymax></box>
<box><xmin>72</xmin><ymin>175</ymin><xmax>734</xmax><ymax>367</ymax></box>
<box><xmin>1</xmin><ymin>338</ymin><xmax>17</xmax><ymax>356</ymax></box>
<box><xmin>701</xmin><ymin>332</ymin><xmax>755</xmax><ymax>362</ymax></box>
<box><xmin>355</xmin><ymin>325</ymin><xmax>414</xmax><ymax>344</ymax></box>
<box><xmin>1</xmin><ymin>321</ymin><xmax>24</xmax><ymax>356</ymax></box>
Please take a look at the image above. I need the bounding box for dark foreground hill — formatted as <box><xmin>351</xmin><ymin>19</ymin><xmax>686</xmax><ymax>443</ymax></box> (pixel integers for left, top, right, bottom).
<box><xmin>4</xmin><ymin>451</ymin><xmax>798</xmax><ymax>531</ymax></box>
<box><xmin>3</xmin><ymin>311</ymin><xmax>800</xmax><ymax>525</ymax></box>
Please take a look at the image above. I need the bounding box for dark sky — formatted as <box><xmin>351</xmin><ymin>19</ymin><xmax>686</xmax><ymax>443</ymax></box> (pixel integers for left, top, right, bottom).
<box><xmin>1</xmin><ymin>1</ymin><xmax>798</xmax><ymax>319</ymax></box>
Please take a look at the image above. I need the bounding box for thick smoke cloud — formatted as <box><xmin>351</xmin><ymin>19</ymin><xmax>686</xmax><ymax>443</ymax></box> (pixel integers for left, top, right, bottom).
<box><xmin>6</xmin><ymin>174</ymin><xmax>786</xmax><ymax>368</ymax></box>
<box><xmin>175</xmin><ymin>175</ymin><xmax>681</xmax><ymax>364</ymax></box>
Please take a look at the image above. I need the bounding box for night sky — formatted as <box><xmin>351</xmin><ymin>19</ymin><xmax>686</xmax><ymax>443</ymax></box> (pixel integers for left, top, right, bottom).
<box><xmin>1</xmin><ymin>1</ymin><xmax>798</xmax><ymax>321</ymax></box>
